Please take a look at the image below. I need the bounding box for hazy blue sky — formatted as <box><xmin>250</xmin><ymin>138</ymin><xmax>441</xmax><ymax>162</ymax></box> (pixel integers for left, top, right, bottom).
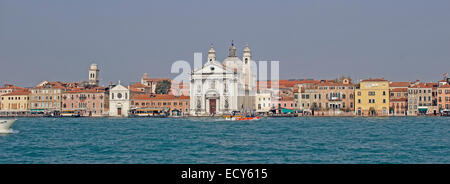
<box><xmin>1</xmin><ymin>0</ymin><xmax>450</xmax><ymax>87</ymax></box>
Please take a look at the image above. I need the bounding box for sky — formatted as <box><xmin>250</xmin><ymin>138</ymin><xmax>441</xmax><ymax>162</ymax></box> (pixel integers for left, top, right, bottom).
<box><xmin>1</xmin><ymin>0</ymin><xmax>450</xmax><ymax>87</ymax></box>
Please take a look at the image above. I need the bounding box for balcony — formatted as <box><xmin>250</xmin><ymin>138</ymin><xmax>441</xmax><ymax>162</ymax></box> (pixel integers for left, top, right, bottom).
<box><xmin>329</xmin><ymin>97</ymin><xmax>341</xmax><ymax>101</ymax></box>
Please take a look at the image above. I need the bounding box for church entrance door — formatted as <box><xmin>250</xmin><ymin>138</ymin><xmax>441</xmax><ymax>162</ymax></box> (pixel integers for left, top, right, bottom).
<box><xmin>209</xmin><ymin>99</ymin><xmax>216</xmax><ymax>115</ymax></box>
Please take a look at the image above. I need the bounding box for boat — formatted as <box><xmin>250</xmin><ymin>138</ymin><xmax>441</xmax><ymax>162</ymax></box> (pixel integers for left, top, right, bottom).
<box><xmin>132</xmin><ymin>108</ymin><xmax>169</xmax><ymax>117</ymax></box>
<box><xmin>60</xmin><ymin>110</ymin><xmax>81</xmax><ymax>117</ymax></box>
<box><xmin>0</xmin><ymin>119</ymin><xmax>17</xmax><ymax>131</ymax></box>
<box><xmin>223</xmin><ymin>115</ymin><xmax>260</xmax><ymax>121</ymax></box>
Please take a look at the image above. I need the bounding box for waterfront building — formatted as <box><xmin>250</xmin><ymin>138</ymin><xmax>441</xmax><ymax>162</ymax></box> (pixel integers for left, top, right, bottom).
<box><xmin>437</xmin><ymin>84</ymin><xmax>450</xmax><ymax>114</ymax></box>
<box><xmin>109</xmin><ymin>82</ymin><xmax>131</xmax><ymax>117</ymax></box>
<box><xmin>390</xmin><ymin>98</ymin><xmax>408</xmax><ymax>116</ymax></box>
<box><xmin>407</xmin><ymin>83</ymin><xmax>437</xmax><ymax>115</ymax></box>
<box><xmin>295</xmin><ymin>79</ymin><xmax>355</xmax><ymax>116</ymax></box>
<box><xmin>291</xmin><ymin>80</ymin><xmax>321</xmax><ymax>114</ymax></box>
<box><xmin>29</xmin><ymin>81</ymin><xmax>68</xmax><ymax>115</ymax></box>
<box><xmin>131</xmin><ymin>94</ymin><xmax>189</xmax><ymax>116</ymax></box>
<box><xmin>274</xmin><ymin>96</ymin><xmax>295</xmax><ymax>114</ymax></box>
<box><xmin>355</xmin><ymin>78</ymin><xmax>390</xmax><ymax>116</ymax></box>
<box><xmin>255</xmin><ymin>92</ymin><xmax>272</xmax><ymax>114</ymax></box>
<box><xmin>0</xmin><ymin>90</ymin><xmax>31</xmax><ymax>116</ymax></box>
<box><xmin>388</xmin><ymin>82</ymin><xmax>410</xmax><ymax>116</ymax></box>
<box><xmin>88</xmin><ymin>63</ymin><xmax>100</xmax><ymax>86</ymax></box>
<box><xmin>62</xmin><ymin>87</ymin><xmax>109</xmax><ymax>117</ymax></box>
<box><xmin>190</xmin><ymin>43</ymin><xmax>254</xmax><ymax>116</ymax></box>
<box><xmin>0</xmin><ymin>84</ymin><xmax>27</xmax><ymax>110</ymax></box>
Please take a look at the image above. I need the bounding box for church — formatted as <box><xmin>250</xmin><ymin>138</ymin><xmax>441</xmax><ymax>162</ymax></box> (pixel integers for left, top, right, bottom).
<box><xmin>189</xmin><ymin>42</ymin><xmax>255</xmax><ymax>116</ymax></box>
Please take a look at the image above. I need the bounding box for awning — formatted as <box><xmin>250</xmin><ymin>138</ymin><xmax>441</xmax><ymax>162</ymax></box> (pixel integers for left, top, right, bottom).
<box><xmin>30</xmin><ymin>109</ymin><xmax>45</xmax><ymax>112</ymax></box>
<box><xmin>282</xmin><ymin>108</ymin><xmax>295</xmax><ymax>113</ymax></box>
<box><xmin>418</xmin><ymin>107</ymin><xmax>428</xmax><ymax>114</ymax></box>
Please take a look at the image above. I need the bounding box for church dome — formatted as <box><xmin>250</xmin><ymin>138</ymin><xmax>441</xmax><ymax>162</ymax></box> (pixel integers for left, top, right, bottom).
<box><xmin>222</xmin><ymin>56</ymin><xmax>242</xmax><ymax>70</ymax></box>
<box><xmin>222</xmin><ymin>41</ymin><xmax>242</xmax><ymax>69</ymax></box>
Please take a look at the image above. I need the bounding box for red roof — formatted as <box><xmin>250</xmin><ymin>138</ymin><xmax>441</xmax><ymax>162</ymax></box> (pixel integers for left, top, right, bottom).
<box><xmin>133</xmin><ymin>94</ymin><xmax>189</xmax><ymax>100</ymax></box>
<box><xmin>390</xmin><ymin>88</ymin><xmax>407</xmax><ymax>92</ymax></box>
<box><xmin>1</xmin><ymin>90</ymin><xmax>30</xmax><ymax>96</ymax></box>
<box><xmin>142</xmin><ymin>78</ymin><xmax>171</xmax><ymax>83</ymax></box>
<box><xmin>438</xmin><ymin>84</ymin><xmax>450</xmax><ymax>88</ymax></box>
<box><xmin>257</xmin><ymin>79</ymin><xmax>321</xmax><ymax>88</ymax></box>
<box><xmin>130</xmin><ymin>82</ymin><xmax>147</xmax><ymax>88</ymax></box>
<box><xmin>410</xmin><ymin>83</ymin><xmax>434</xmax><ymax>89</ymax></box>
<box><xmin>0</xmin><ymin>84</ymin><xmax>25</xmax><ymax>90</ymax></box>
<box><xmin>64</xmin><ymin>88</ymin><xmax>106</xmax><ymax>93</ymax></box>
<box><xmin>316</xmin><ymin>82</ymin><xmax>355</xmax><ymax>87</ymax></box>
<box><xmin>389</xmin><ymin>82</ymin><xmax>410</xmax><ymax>87</ymax></box>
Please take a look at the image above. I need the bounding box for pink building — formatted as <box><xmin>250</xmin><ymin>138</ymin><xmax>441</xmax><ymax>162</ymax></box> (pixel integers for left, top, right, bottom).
<box><xmin>61</xmin><ymin>87</ymin><xmax>109</xmax><ymax>117</ymax></box>
<box><xmin>437</xmin><ymin>84</ymin><xmax>450</xmax><ymax>114</ymax></box>
<box><xmin>272</xmin><ymin>96</ymin><xmax>295</xmax><ymax>114</ymax></box>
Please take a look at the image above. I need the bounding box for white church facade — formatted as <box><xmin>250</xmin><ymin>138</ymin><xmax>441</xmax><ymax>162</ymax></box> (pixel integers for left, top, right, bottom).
<box><xmin>109</xmin><ymin>82</ymin><xmax>131</xmax><ymax>117</ymax></box>
<box><xmin>190</xmin><ymin>43</ymin><xmax>256</xmax><ymax>116</ymax></box>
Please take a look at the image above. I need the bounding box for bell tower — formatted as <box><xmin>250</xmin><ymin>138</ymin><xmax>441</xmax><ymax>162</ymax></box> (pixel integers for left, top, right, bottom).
<box><xmin>207</xmin><ymin>44</ymin><xmax>216</xmax><ymax>62</ymax></box>
<box><xmin>242</xmin><ymin>44</ymin><xmax>252</xmax><ymax>90</ymax></box>
<box><xmin>89</xmin><ymin>63</ymin><xmax>100</xmax><ymax>86</ymax></box>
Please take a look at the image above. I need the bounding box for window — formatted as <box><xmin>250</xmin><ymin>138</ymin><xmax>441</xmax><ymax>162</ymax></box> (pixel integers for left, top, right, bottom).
<box><xmin>383</xmin><ymin>91</ymin><xmax>386</xmax><ymax>96</ymax></box>
<box><xmin>358</xmin><ymin>99</ymin><xmax>361</xmax><ymax>104</ymax></box>
<box><xmin>383</xmin><ymin>99</ymin><xmax>386</xmax><ymax>103</ymax></box>
<box><xmin>369</xmin><ymin>91</ymin><xmax>375</xmax><ymax>96</ymax></box>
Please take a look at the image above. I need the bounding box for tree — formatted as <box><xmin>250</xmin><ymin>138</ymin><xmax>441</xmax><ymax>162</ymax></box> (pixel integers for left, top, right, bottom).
<box><xmin>155</xmin><ymin>80</ymin><xmax>171</xmax><ymax>94</ymax></box>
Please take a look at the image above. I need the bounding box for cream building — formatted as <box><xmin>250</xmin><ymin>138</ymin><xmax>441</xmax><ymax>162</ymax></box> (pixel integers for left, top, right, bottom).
<box><xmin>0</xmin><ymin>91</ymin><xmax>30</xmax><ymax>110</ymax></box>
<box><xmin>355</xmin><ymin>79</ymin><xmax>390</xmax><ymax>116</ymax></box>
<box><xmin>255</xmin><ymin>92</ymin><xmax>272</xmax><ymax>113</ymax></box>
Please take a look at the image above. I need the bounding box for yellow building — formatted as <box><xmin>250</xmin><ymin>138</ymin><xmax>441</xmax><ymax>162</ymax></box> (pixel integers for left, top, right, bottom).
<box><xmin>355</xmin><ymin>79</ymin><xmax>390</xmax><ymax>116</ymax></box>
<box><xmin>0</xmin><ymin>90</ymin><xmax>31</xmax><ymax>111</ymax></box>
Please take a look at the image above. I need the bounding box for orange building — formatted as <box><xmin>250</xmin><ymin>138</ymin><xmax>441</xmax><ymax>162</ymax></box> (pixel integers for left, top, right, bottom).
<box><xmin>388</xmin><ymin>82</ymin><xmax>410</xmax><ymax>116</ymax></box>
<box><xmin>390</xmin><ymin>98</ymin><xmax>408</xmax><ymax>116</ymax></box>
<box><xmin>131</xmin><ymin>94</ymin><xmax>190</xmax><ymax>116</ymax></box>
<box><xmin>437</xmin><ymin>84</ymin><xmax>450</xmax><ymax>114</ymax></box>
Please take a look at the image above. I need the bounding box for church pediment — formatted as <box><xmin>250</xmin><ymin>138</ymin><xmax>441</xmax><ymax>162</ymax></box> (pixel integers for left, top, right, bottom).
<box><xmin>111</xmin><ymin>84</ymin><xmax>128</xmax><ymax>91</ymax></box>
<box><xmin>192</xmin><ymin>61</ymin><xmax>233</xmax><ymax>75</ymax></box>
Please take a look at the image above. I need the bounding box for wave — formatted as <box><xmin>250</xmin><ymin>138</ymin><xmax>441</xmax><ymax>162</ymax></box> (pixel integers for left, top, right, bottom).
<box><xmin>0</xmin><ymin>129</ymin><xmax>19</xmax><ymax>134</ymax></box>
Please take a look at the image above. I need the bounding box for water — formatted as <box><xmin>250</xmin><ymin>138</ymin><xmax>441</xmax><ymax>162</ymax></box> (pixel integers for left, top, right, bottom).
<box><xmin>0</xmin><ymin>117</ymin><xmax>449</xmax><ymax>163</ymax></box>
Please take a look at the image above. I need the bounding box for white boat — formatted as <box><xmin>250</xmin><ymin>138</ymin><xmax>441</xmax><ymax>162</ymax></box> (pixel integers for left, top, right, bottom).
<box><xmin>0</xmin><ymin>119</ymin><xmax>17</xmax><ymax>131</ymax></box>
